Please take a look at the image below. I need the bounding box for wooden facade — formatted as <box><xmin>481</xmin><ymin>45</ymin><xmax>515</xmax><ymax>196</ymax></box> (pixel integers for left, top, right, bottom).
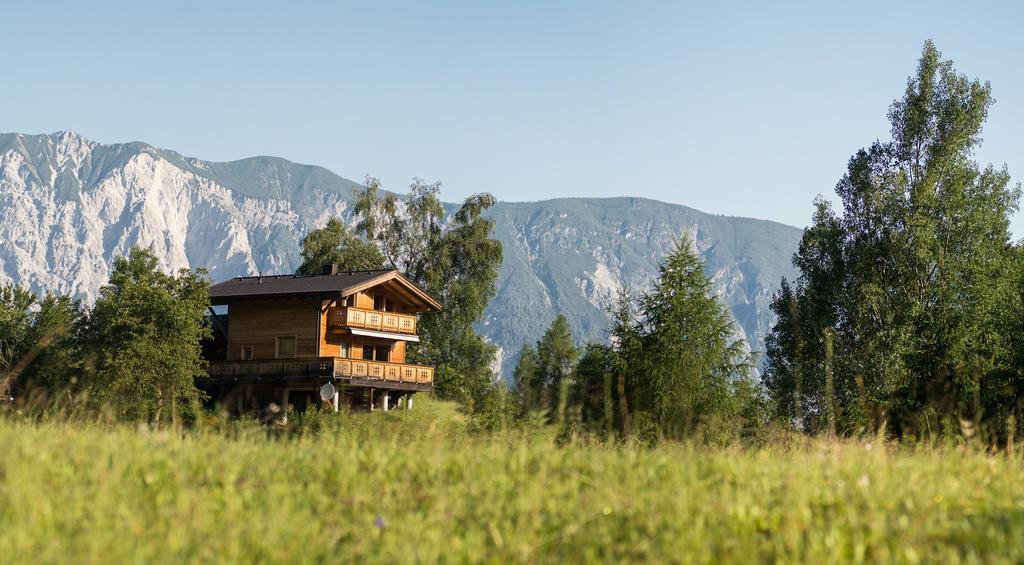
<box><xmin>200</xmin><ymin>267</ymin><xmax>442</xmax><ymax>415</ymax></box>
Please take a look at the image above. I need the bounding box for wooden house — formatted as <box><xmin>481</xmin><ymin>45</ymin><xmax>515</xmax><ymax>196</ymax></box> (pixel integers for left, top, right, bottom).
<box><xmin>201</xmin><ymin>265</ymin><xmax>442</xmax><ymax>414</ymax></box>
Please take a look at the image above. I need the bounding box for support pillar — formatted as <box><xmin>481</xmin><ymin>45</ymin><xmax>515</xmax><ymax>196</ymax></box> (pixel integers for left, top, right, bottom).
<box><xmin>407</xmin><ymin>394</ymin><xmax>414</xmax><ymax>410</ymax></box>
<box><xmin>332</xmin><ymin>386</ymin><xmax>340</xmax><ymax>412</ymax></box>
<box><xmin>281</xmin><ymin>388</ymin><xmax>290</xmax><ymax>424</ymax></box>
<box><xmin>369</xmin><ymin>389</ymin><xmax>374</xmax><ymax>412</ymax></box>
<box><xmin>382</xmin><ymin>390</ymin><xmax>390</xmax><ymax>412</ymax></box>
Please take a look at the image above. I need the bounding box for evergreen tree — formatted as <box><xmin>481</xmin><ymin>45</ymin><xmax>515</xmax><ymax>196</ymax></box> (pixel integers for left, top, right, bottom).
<box><xmin>535</xmin><ymin>314</ymin><xmax>579</xmax><ymax>422</ymax></box>
<box><xmin>764</xmin><ymin>41</ymin><xmax>1022</xmax><ymax>437</ymax></box>
<box><xmin>572</xmin><ymin>343</ymin><xmax>618</xmax><ymax>437</ymax></box>
<box><xmin>296</xmin><ymin>217</ymin><xmax>385</xmax><ymax>274</ymax></box>
<box><xmin>86</xmin><ymin>248</ymin><xmax>211</xmax><ymax>424</ymax></box>
<box><xmin>512</xmin><ymin>344</ymin><xmax>541</xmax><ymax>414</ymax></box>
<box><xmin>631</xmin><ymin>235</ymin><xmax>757</xmax><ymax>441</ymax></box>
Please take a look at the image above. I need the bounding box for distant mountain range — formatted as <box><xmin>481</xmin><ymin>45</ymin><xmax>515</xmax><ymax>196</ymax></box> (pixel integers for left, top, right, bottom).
<box><xmin>0</xmin><ymin>131</ymin><xmax>803</xmax><ymax>377</ymax></box>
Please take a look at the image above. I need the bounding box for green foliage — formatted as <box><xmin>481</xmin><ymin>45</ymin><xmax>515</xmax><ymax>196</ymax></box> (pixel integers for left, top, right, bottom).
<box><xmin>554</xmin><ymin>236</ymin><xmax>763</xmax><ymax>444</ymax></box>
<box><xmin>513</xmin><ymin>315</ymin><xmax>580</xmax><ymax>422</ymax></box>
<box><xmin>512</xmin><ymin>344</ymin><xmax>540</xmax><ymax>413</ymax></box>
<box><xmin>764</xmin><ymin>41</ymin><xmax>1023</xmax><ymax>439</ymax></box>
<box><xmin>537</xmin><ymin>314</ymin><xmax>579</xmax><ymax>421</ymax></box>
<box><xmin>0</xmin><ymin>284</ymin><xmax>81</xmax><ymax>397</ymax></box>
<box><xmin>85</xmin><ymin>248</ymin><xmax>211</xmax><ymax>424</ymax></box>
<box><xmin>625</xmin><ymin>235</ymin><xmax>759</xmax><ymax>442</ymax></box>
<box><xmin>296</xmin><ymin>217</ymin><xmax>385</xmax><ymax>274</ymax></box>
<box><xmin>353</xmin><ymin>177</ymin><xmax>503</xmax><ymax>406</ymax></box>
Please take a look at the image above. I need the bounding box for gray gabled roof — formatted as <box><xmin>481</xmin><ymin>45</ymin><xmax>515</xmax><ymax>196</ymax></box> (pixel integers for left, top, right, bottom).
<box><xmin>208</xmin><ymin>269</ymin><xmax>442</xmax><ymax>311</ymax></box>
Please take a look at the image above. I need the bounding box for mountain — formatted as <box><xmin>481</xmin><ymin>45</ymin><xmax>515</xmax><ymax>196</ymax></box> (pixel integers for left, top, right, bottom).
<box><xmin>0</xmin><ymin>131</ymin><xmax>803</xmax><ymax>377</ymax></box>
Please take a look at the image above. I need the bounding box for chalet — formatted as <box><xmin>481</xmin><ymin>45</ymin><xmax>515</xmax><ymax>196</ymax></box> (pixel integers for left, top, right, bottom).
<box><xmin>200</xmin><ymin>264</ymin><xmax>441</xmax><ymax>414</ymax></box>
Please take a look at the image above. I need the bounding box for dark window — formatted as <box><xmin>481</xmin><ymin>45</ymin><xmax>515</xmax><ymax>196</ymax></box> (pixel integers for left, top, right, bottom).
<box><xmin>240</xmin><ymin>346</ymin><xmax>253</xmax><ymax>360</ymax></box>
<box><xmin>362</xmin><ymin>345</ymin><xmax>374</xmax><ymax>360</ymax></box>
<box><xmin>373</xmin><ymin>294</ymin><xmax>385</xmax><ymax>311</ymax></box>
<box><xmin>340</xmin><ymin>343</ymin><xmax>349</xmax><ymax>358</ymax></box>
<box><xmin>375</xmin><ymin>345</ymin><xmax>391</xmax><ymax>362</ymax></box>
<box><xmin>277</xmin><ymin>336</ymin><xmax>296</xmax><ymax>359</ymax></box>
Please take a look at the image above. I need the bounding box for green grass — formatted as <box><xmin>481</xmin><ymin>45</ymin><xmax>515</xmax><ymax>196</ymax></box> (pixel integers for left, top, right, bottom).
<box><xmin>1</xmin><ymin>398</ymin><xmax>1022</xmax><ymax>563</ymax></box>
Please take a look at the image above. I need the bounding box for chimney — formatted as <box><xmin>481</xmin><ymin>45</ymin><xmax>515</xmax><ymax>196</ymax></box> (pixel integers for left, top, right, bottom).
<box><xmin>322</xmin><ymin>263</ymin><xmax>339</xmax><ymax>275</ymax></box>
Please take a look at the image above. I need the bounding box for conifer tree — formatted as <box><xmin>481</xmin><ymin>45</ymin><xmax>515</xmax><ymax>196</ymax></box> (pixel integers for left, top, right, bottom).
<box><xmin>512</xmin><ymin>344</ymin><xmax>541</xmax><ymax>413</ymax></box>
<box><xmin>535</xmin><ymin>314</ymin><xmax>579</xmax><ymax>422</ymax></box>
<box><xmin>631</xmin><ymin>235</ymin><xmax>756</xmax><ymax>441</ymax></box>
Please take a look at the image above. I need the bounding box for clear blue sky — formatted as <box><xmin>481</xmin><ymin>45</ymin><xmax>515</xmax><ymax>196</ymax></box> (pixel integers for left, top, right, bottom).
<box><xmin>2</xmin><ymin>1</ymin><xmax>1022</xmax><ymax>233</ymax></box>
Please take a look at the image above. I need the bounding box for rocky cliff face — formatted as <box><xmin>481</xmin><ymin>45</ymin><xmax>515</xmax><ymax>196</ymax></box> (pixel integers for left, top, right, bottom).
<box><xmin>0</xmin><ymin>131</ymin><xmax>802</xmax><ymax>377</ymax></box>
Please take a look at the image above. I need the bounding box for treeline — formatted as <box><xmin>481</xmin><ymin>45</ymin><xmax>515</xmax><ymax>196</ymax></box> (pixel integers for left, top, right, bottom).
<box><xmin>763</xmin><ymin>41</ymin><xmax>1024</xmax><ymax>443</ymax></box>
<box><xmin>506</xmin><ymin>235</ymin><xmax>767</xmax><ymax>444</ymax></box>
<box><xmin>0</xmin><ymin>250</ymin><xmax>211</xmax><ymax>424</ymax></box>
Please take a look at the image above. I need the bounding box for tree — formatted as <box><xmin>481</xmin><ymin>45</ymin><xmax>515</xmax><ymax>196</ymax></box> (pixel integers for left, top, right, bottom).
<box><xmin>86</xmin><ymin>248</ymin><xmax>211</xmax><ymax>424</ymax></box>
<box><xmin>630</xmin><ymin>235</ymin><xmax>757</xmax><ymax>441</ymax></box>
<box><xmin>512</xmin><ymin>315</ymin><xmax>580</xmax><ymax>420</ymax></box>
<box><xmin>535</xmin><ymin>314</ymin><xmax>579</xmax><ymax>423</ymax></box>
<box><xmin>570</xmin><ymin>238</ymin><xmax>761</xmax><ymax>443</ymax></box>
<box><xmin>572</xmin><ymin>343</ymin><xmax>618</xmax><ymax>438</ymax></box>
<box><xmin>764</xmin><ymin>41</ymin><xmax>1022</xmax><ymax>438</ymax></box>
<box><xmin>512</xmin><ymin>344</ymin><xmax>541</xmax><ymax>414</ymax></box>
<box><xmin>353</xmin><ymin>178</ymin><xmax>503</xmax><ymax>406</ymax></box>
<box><xmin>297</xmin><ymin>217</ymin><xmax>385</xmax><ymax>274</ymax></box>
<box><xmin>0</xmin><ymin>285</ymin><xmax>80</xmax><ymax>398</ymax></box>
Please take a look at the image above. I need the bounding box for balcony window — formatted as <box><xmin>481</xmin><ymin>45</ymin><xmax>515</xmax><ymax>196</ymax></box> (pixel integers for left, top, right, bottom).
<box><xmin>240</xmin><ymin>346</ymin><xmax>253</xmax><ymax>360</ymax></box>
<box><xmin>276</xmin><ymin>336</ymin><xmax>297</xmax><ymax>359</ymax></box>
<box><xmin>340</xmin><ymin>343</ymin><xmax>349</xmax><ymax>358</ymax></box>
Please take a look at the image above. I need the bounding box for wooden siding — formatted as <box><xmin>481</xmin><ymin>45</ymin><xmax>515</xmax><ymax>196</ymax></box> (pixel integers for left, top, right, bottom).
<box><xmin>227</xmin><ymin>299</ymin><xmax>319</xmax><ymax>360</ymax></box>
<box><xmin>319</xmin><ymin>299</ymin><xmax>342</xmax><ymax>357</ymax></box>
<box><xmin>353</xmin><ymin>291</ymin><xmax>374</xmax><ymax>310</ymax></box>
<box><xmin>349</xmin><ymin>289</ymin><xmax>416</xmax><ymax>314</ymax></box>
<box><xmin>225</xmin><ymin>284</ymin><xmax>418</xmax><ymax>364</ymax></box>
<box><xmin>391</xmin><ymin>341</ymin><xmax>406</xmax><ymax>364</ymax></box>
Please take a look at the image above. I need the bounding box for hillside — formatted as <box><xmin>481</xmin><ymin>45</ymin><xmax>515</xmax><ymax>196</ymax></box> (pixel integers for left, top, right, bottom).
<box><xmin>0</xmin><ymin>131</ymin><xmax>802</xmax><ymax>376</ymax></box>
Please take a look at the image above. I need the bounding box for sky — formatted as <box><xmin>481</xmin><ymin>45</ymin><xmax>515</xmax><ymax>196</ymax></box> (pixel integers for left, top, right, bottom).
<box><xmin>2</xmin><ymin>1</ymin><xmax>1022</xmax><ymax>233</ymax></box>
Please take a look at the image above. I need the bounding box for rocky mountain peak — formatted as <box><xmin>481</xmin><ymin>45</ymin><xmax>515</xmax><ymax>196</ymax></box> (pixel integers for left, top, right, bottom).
<box><xmin>0</xmin><ymin>133</ymin><xmax>802</xmax><ymax>378</ymax></box>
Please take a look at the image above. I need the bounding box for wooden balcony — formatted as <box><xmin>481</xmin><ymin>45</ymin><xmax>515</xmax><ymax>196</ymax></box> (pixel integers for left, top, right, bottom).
<box><xmin>328</xmin><ymin>306</ymin><xmax>417</xmax><ymax>335</ymax></box>
<box><xmin>333</xmin><ymin>358</ymin><xmax>433</xmax><ymax>384</ymax></box>
<box><xmin>204</xmin><ymin>357</ymin><xmax>434</xmax><ymax>389</ymax></box>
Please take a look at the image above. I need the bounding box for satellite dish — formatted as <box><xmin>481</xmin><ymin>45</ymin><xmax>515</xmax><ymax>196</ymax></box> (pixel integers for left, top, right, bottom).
<box><xmin>320</xmin><ymin>382</ymin><xmax>337</xmax><ymax>401</ymax></box>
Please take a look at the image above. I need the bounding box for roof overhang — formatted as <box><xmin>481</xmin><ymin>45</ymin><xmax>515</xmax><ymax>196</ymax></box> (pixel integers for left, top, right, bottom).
<box><xmin>341</xmin><ymin>328</ymin><xmax>421</xmax><ymax>342</ymax></box>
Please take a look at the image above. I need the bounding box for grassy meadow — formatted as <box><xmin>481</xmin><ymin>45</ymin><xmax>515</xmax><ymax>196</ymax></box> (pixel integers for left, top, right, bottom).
<box><xmin>1</xmin><ymin>397</ymin><xmax>1023</xmax><ymax>563</ymax></box>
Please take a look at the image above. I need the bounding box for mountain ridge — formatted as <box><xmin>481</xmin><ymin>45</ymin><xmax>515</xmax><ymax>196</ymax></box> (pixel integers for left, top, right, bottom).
<box><xmin>0</xmin><ymin>131</ymin><xmax>803</xmax><ymax>377</ymax></box>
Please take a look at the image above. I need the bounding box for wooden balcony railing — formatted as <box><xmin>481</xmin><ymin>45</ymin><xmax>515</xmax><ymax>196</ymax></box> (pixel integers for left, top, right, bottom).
<box><xmin>334</xmin><ymin>358</ymin><xmax>433</xmax><ymax>384</ymax></box>
<box><xmin>205</xmin><ymin>357</ymin><xmax>434</xmax><ymax>385</ymax></box>
<box><xmin>327</xmin><ymin>306</ymin><xmax>417</xmax><ymax>335</ymax></box>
